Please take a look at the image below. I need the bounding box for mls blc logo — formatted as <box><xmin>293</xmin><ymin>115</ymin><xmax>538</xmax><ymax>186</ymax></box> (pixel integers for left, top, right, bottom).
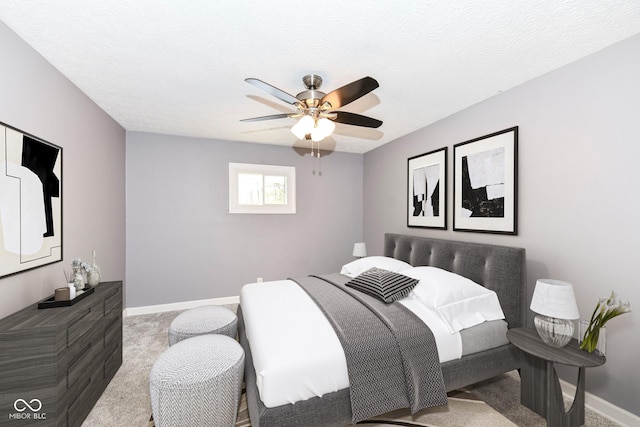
<box><xmin>9</xmin><ymin>398</ymin><xmax>47</xmax><ymax>420</ymax></box>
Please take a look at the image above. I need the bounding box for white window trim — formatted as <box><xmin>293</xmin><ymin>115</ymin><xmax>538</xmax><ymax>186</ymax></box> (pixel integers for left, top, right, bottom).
<box><xmin>229</xmin><ymin>162</ymin><xmax>296</xmax><ymax>214</ymax></box>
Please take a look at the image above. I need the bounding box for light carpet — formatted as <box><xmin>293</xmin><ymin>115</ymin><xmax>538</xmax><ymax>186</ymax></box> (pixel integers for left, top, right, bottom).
<box><xmin>148</xmin><ymin>388</ymin><xmax>515</xmax><ymax>427</ymax></box>
<box><xmin>82</xmin><ymin>308</ymin><xmax>620</xmax><ymax>427</ymax></box>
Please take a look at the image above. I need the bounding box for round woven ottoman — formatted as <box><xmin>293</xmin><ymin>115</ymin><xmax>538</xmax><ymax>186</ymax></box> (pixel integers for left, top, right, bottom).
<box><xmin>150</xmin><ymin>334</ymin><xmax>245</xmax><ymax>427</ymax></box>
<box><xmin>168</xmin><ymin>305</ymin><xmax>237</xmax><ymax>346</ymax></box>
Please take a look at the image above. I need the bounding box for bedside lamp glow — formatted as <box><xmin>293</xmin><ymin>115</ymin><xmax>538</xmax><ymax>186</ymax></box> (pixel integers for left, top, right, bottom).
<box><xmin>352</xmin><ymin>242</ymin><xmax>367</xmax><ymax>258</ymax></box>
<box><xmin>530</xmin><ymin>279</ymin><xmax>580</xmax><ymax>347</ymax></box>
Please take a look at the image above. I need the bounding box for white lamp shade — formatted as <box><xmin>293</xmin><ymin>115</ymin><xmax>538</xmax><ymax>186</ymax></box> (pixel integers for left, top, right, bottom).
<box><xmin>530</xmin><ymin>279</ymin><xmax>580</xmax><ymax>320</ymax></box>
<box><xmin>291</xmin><ymin>115</ymin><xmax>315</xmax><ymax>139</ymax></box>
<box><xmin>311</xmin><ymin>128</ymin><xmax>324</xmax><ymax>142</ymax></box>
<box><xmin>311</xmin><ymin>118</ymin><xmax>335</xmax><ymax>142</ymax></box>
<box><xmin>352</xmin><ymin>242</ymin><xmax>367</xmax><ymax>257</ymax></box>
<box><xmin>318</xmin><ymin>117</ymin><xmax>335</xmax><ymax>136</ymax></box>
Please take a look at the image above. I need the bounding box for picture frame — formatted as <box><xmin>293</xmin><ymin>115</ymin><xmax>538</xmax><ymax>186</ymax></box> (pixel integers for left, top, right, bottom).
<box><xmin>408</xmin><ymin>147</ymin><xmax>447</xmax><ymax>229</ymax></box>
<box><xmin>1</xmin><ymin>122</ymin><xmax>63</xmax><ymax>278</ymax></box>
<box><xmin>453</xmin><ymin>126</ymin><xmax>518</xmax><ymax>234</ymax></box>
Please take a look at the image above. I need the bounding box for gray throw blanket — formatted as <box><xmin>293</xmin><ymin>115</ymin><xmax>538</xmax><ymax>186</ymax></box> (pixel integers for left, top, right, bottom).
<box><xmin>291</xmin><ymin>273</ymin><xmax>447</xmax><ymax>423</ymax></box>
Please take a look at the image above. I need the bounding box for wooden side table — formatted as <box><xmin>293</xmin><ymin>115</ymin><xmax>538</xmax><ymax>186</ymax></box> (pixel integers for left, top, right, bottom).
<box><xmin>507</xmin><ymin>327</ymin><xmax>605</xmax><ymax>427</ymax></box>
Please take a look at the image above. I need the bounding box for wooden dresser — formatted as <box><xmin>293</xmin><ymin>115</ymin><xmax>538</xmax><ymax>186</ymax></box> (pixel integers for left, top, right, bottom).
<box><xmin>0</xmin><ymin>281</ymin><xmax>123</xmax><ymax>427</ymax></box>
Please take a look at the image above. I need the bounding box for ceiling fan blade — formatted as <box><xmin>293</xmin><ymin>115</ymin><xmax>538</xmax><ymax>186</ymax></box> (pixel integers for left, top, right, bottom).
<box><xmin>245</xmin><ymin>78</ymin><xmax>300</xmax><ymax>106</ymax></box>
<box><xmin>332</xmin><ymin>111</ymin><xmax>382</xmax><ymax>128</ymax></box>
<box><xmin>320</xmin><ymin>76</ymin><xmax>379</xmax><ymax>110</ymax></box>
<box><xmin>240</xmin><ymin>113</ymin><xmax>292</xmax><ymax>122</ymax></box>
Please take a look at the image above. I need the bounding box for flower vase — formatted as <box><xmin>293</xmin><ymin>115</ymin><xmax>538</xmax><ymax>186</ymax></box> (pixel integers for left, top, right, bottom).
<box><xmin>86</xmin><ymin>250</ymin><xmax>101</xmax><ymax>287</ymax></box>
<box><xmin>87</xmin><ymin>269</ymin><xmax>100</xmax><ymax>287</ymax></box>
<box><xmin>579</xmin><ymin>320</ymin><xmax>606</xmax><ymax>356</ymax></box>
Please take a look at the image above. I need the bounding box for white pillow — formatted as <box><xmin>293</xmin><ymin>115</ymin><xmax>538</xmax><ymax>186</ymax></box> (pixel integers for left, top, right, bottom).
<box><xmin>402</xmin><ymin>266</ymin><xmax>505</xmax><ymax>333</ymax></box>
<box><xmin>340</xmin><ymin>256</ymin><xmax>412</xmax><ymax>278</ymax></box>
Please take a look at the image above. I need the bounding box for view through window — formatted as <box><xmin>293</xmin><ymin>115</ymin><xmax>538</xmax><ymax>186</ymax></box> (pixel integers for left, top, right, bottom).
<box><xmin>229</xmin><ymin>163</ymin><xmax>295</xmax><ymax>214</ymax></box>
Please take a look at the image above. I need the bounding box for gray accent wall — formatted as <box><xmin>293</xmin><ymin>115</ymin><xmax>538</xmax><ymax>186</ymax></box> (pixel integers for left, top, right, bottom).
<box><xmin>125</xmin><ymin>132</ymin><xmax>363</xmax><ymax>307</ymax></box>
<box><xmin>0</xmin><ymin>21</ymin><xmax>126</xmax><ymax>319</ymax></box>
<box><xmin>363</xmin><ymin>34</ymin><xmax>640</xmax><ymax>416</ymax></box>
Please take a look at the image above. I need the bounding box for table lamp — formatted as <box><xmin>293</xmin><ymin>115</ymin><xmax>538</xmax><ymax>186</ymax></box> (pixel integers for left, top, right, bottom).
<box><xmin>530</xmin><ymin>279</ymin><xmax>580</xmax><ymax>347</ymax></box>
<box><xmin>352</xmin><ymin>242</ymin><xmax>367</xmax><ymax>258</ymax></box>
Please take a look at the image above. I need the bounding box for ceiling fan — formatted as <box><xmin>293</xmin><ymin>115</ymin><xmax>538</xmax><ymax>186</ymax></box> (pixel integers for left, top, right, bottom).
<box><xmin>241</xmin><ymin>75</ymin><xmax>382</xmax><ymax>145</ymax></box>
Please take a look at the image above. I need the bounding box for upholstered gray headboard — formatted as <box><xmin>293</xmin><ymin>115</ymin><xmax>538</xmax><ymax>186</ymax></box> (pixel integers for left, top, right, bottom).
<box><xmin>384</xmin><ymin>233</ymin><xmax>526</xmax><ymax>329</ymax></box>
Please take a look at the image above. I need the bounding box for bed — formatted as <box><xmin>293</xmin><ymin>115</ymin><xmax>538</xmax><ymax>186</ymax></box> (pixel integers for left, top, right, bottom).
<box><xmin>237</xmin><ymin>233</ymin><xmax>526</xmax><ymax>426</ymax></box>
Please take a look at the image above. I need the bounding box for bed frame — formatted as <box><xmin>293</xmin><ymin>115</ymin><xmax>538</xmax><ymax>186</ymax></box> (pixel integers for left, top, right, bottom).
<box><xmin>237</xmin><ymin>233</ymin><xmax>526</xmax><ymax>426</ymax></box>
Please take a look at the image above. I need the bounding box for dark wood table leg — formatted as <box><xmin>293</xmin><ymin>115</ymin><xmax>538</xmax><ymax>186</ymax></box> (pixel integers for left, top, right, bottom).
<box><xmin>570</xmin><ymin>367</ymin><xmax>587</xmax><ymax>427</ymax></box>
<box><xmin>546</xmin><ymin>363</ymin><xmax>586</xmax><ymax>427</ymax></box>
<box><xmin>521</xmin><ymin>354</ymin><xmax>586</xmax><ymax>427</ymax></box>
<box><xmin>520</xmin><ymin>352</ymin><xmax>548</xmax><ymax>417</ymax></box>
<box><xmin>508</xmin><ymin>329</ymin><xmax>604</xmax><ymax>427</ymax></box>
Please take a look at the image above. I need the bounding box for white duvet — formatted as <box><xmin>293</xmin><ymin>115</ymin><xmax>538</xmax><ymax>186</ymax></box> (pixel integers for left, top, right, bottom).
<box><xmin>240</xmin><ymin>277</ymin><xmax>466</xmax><ymax>408</ymax></box>
<box><xmin>241</xmin><ymin>259</ymin><xmax>506</xmax><ymax>408</ymax></box>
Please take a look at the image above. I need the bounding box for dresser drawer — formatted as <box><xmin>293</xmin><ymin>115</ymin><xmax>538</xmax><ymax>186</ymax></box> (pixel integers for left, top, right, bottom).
<box><xmin>104</xmin><ymin>284</ymin><xmax>122</xmax><ymax>315</ymax></box>
<box><xmin>67</xmin><ymin>328</ymin><xmax>103</xmax><ymax>387</ymax></box>
<box><xmin>104</xmin><ymin>313</ymin><xmax>122</xmax><ymax>347</ymax></box>
<box><xmin>67</xmin><ymin>300</ymin><xmax>104</xmax><ymax>348</ymax></box>
<box><xmin>104</xmin><ymin>341</ymin><xmax>122</xmax><ymax>381</ymax></box>
<box><xmin>67</xmin><ymin>342</ymin><xmax>92</xmax><ymax>388</ymax></box>
<box><xmin>67</xmin><ymin>376</ymin><xmax>92</xmax><ymax>427</ymax></box>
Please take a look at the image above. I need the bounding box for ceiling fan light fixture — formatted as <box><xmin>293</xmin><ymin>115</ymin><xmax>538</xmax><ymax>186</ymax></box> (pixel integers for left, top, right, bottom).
<box><xmin>243</xmin><ymin>75</ymin><xmax>382</xmax><ymax>143</ymax></box>
<box><xmin>318</xmin><ymin>117</ymin><xmax>335</xmax><ymax>136</ymax></box>
<box><xmin>291</xmin><ymin>115</ymin><xmax>315</xmax><ymax>139</ymax></box>
<box><xmin>311</xmin><ymin>117</ymin><xmax>335</xmax><ymax>142</ymax></box>
<box><xmin>311</xmin><ymin>128</ymin><xmax>324</xmax><ymax>142</ymax></box>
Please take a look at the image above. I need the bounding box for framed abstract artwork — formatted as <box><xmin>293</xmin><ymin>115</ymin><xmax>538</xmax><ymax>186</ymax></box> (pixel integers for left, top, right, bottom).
<box><xmin>1</xmin><ymin>122</ymin><xmax>63</xmax><ymax>278</ymax></box>
<box><xmin>453</xmin><ymin>127</ymin><xmax>518</xmax><ymax>234</ymax></box>
<box><xmin>408</xmin><ymin>147</ymin><xmax>447</xmax><ymax>229</ymax></box>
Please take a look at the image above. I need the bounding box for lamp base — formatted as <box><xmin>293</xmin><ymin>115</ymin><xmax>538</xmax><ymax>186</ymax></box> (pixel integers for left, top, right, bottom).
<box><xmin>534</xmin><ymin>315</ymin><xmax>574</xmax><ymax>347</ymax></box>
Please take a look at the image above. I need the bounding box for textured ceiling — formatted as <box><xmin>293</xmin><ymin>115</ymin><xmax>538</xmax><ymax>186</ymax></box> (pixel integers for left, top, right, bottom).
<box><xmin>1</xmin><ymin>1</ymin><xmax>639</xmax><ymax>153</ymax></box>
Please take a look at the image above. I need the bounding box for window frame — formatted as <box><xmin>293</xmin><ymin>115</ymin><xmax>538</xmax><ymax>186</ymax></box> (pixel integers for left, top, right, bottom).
<box><xmin>228</xmin><ymin>162</ymin><xmax>296</xmax><ymax>214</ymax></box>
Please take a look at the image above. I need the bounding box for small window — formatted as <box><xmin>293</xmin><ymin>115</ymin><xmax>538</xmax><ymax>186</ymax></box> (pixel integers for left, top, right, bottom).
<box><xmin>229</xmin><ymin>163</ymin><xmax>296</xmax><ymax>214</ymax></box>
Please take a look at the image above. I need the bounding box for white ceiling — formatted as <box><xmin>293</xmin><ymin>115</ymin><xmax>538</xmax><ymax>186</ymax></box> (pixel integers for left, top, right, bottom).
<box><xmin>1</xmin><ymin>1</ymin><xmax>639</xmax><ymax>154</ymax></box>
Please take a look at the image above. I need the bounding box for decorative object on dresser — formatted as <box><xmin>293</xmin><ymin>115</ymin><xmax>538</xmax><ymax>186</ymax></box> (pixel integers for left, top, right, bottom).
<box><xmin>0</xmin><ymin>121</ymin><xmax>63</xmax><ymax>279</ymax></box>
<box><xmin>54</xmin><ymin>287</ymin><xmax>70</xmax><ymax>302</ymax></box>
<box><xmin>453</xmin><ymin>126</ymin><xmax>518</xmax><ymax>234</ymax></box>
<box><xmin>530</xmin><ymin>279</ymin><xmax>580</xmax><ymax>348</ymax></box>
<box><xmin>37</xmin><ymin>285</ymin><xmax>94</xmax><ymax>309</ymax></box>
<box><xmin>70</xmin><ymin>256</ymin><xmax>101</xmax><ymax>290</ymax></box>
<box><xmin>507</xmin><ymin>327</ymin><xmax>605</xmax><ymax>427</ymax></box>
<box><xmin>0</xmin><ymin>281</ymin><xmax>123</xmax><ymax>427</ymax></box>
<box><xmin>86</xmin><ymin>250</ymin><xmax>101</xmax><ymax>287</ymax></box>
<box><xmin>70</xmin><ymin>260</ymin><xmax>85</xmax><ymax>292</ymax></box>
<box><xmin>407</xmin><ymin>147</ymin><xmax>447</xmax><ymax>229</ymax></box>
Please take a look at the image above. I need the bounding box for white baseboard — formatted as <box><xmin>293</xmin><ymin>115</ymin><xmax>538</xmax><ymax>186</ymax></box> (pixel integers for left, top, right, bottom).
<box><xmin>559</xmin><ymin>379</ymin><xmax>639</xmax><ymax>427</ymax></box>
<box><xmin>123</xmin><ymin>295</ymin><xmax>240</xmax><ymax>317</ymax></box>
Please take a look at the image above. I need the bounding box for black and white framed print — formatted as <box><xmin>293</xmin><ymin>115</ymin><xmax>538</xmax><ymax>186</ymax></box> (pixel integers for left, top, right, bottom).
<box><xmin>1</xmin><ymin>122</ymin><xmax>62</xmax><ymax>278</ymax></box>
<box><xmin>453</xmin><ymin>127</ymin><xmax>518</xmax><ymax>234</ymax></box>
<box><xmin>408</xmin><ymin>147</ymin><xmax>447</xmax><ymax>229</ymax></box>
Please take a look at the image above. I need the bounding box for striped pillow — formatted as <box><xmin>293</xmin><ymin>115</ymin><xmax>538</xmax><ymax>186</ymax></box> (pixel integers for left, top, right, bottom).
<box><xmin>346</xmin><ymin>267</ymin><xmax>419</xmax><ymax>303</ymax></box>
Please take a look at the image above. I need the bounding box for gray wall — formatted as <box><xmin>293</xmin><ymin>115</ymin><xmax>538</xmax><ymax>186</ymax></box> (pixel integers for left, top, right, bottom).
<box><xmin>125</xmin><ymin>132</ymin><xmax>363</xmax><ymax>307</ymax></box>
<box><xmin>363</xmin><ymin>34</ymin><xmax>640</xmax><ymax>415</ymax></box>
<box><xmin>0</xmin><ymin>21</ymin><xmax>126</xmax><ymax>318</ymax></box>
<box><xmin>3</xmin><ymin>13</ymin><xmax>637</xmax><ymax>417</ymax></box>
